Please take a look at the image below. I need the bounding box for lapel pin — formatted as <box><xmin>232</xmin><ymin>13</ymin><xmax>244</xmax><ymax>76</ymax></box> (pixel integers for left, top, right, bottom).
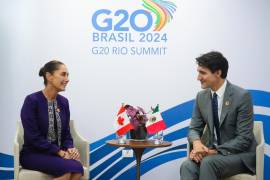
<box><xmin>225</xmin><ymin>101</ymin><xmax>230</xmax><ymax>106</ymax></box>
<box><xmin>56</xmin><ymin>108</ymin><xmax>61</xmax><ymax>113</ymax></box>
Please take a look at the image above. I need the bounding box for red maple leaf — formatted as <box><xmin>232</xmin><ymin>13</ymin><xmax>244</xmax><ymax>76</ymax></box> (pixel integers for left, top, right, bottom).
<box><xmin>117</xmin><ymin>116</ymin><xmax>124</xmax><ymax>125</ymax></box>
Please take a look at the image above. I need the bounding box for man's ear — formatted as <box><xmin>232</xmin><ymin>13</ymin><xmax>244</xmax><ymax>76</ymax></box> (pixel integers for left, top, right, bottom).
<box><xmin>215</xmin><ymin>70</ymin><xmax>222</xmax><ymax>78</ymax></box>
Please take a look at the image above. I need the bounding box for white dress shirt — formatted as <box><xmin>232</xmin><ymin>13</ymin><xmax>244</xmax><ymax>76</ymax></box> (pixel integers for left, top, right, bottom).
<box><xmin>211</xmin><ymin>80</ymin><xmax>227</xmax><ymax>121</ymax></box>
<box><xmin>211</xmin><ymin>80</ymin><xmax>227</xmax><ymax>145</ymax></box>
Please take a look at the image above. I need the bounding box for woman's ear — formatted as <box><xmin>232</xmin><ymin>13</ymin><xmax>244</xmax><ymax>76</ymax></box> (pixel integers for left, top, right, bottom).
<box><xmin>45</xmin><ymin>72</ymin><xmax>52</xmax><ymax>83</ymax></box>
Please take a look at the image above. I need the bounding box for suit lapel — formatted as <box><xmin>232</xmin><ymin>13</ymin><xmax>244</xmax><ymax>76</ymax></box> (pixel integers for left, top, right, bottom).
<box><xmin>219</xmin><ymin>82</ymin><xmax>233</xmax><ymax>127</ymax></box>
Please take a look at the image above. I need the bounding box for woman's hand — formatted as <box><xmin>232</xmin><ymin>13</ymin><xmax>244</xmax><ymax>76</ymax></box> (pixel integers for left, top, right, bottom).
<box><xmin>58</xmin><ymin>150</ymin><xmax>71</xmax><ymax>159</ymax></box>
<box><xmin>67</xmin><ymin>148</ymin><xmax>80</xmax><ymax>161</ymax></box>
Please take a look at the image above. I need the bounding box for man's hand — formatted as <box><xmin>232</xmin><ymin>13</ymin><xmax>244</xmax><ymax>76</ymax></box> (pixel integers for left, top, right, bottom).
<box><xmin>206</xmin><ymin>149</ymin><xmax>218</xmax><ymax>156</ymax></box>
<box><xmin>190</xmin><ymin>140</ymin><xmax>209</xmax><ymax>163</ymax></box>
<box><xmin>193</xmin><ymin>140</ymin><xmax>209</xmax><ymax>154</ymax></box>
<box><xmin>67</xmin><ymin>148</ymin><xmax>80</xmax><ymax>161</ymax></box>
<box><xmin>189</xmin><ymin>147</ymin><xmax>218</xmax><ymax>163</ymax></box>
<box><xmin>190</xmin><ymin>149</ymin><xmax>205</xmax><ymax>163</ymax></box>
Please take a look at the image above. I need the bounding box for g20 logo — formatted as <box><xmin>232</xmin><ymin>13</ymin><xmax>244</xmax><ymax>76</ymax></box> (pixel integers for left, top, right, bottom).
<box><xmin>92</xmin><ymin>9</ymin><xmax>153</xmax><ymax>32</ymax></box>
<box><xmin>92</xmin><ymin>0</ymin><xmax>177</xmax><ymax>32</ymax></box>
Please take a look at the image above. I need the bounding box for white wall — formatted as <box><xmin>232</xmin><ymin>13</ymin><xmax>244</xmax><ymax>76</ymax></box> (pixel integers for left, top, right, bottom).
<box><xmin>1</xmin><ymin>0</ymin><xmax>270</xmax><ymax>179</ymax></box>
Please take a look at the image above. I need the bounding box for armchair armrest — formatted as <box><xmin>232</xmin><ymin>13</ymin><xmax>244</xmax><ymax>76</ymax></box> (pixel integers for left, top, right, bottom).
<box><xmin>255</xmin><ymin>122</ymin><xmax>265</xmax><ymax>180</ymax></box>
<box><xmin>13</xmin><ymin>121</ymin><xmax>20</xmax><ymax>180</ymax></box>
<box><xmin>70</xmin><ymin>120</ymin><xmax>90</xmax><ymax>168</ymax></box>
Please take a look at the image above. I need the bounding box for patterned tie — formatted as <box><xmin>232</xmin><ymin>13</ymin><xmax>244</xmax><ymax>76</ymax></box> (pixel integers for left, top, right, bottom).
<box><xmin>212</xmin><ymin>92</ymin><xmax>221</xmax><ymax>145</ymax></box>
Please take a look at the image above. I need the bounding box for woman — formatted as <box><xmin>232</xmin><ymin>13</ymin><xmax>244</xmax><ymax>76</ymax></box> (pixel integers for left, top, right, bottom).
<box><xmin>20</xmin><ymin>60</ymin><xmax>83</xmax><ymax>180</ymax></box>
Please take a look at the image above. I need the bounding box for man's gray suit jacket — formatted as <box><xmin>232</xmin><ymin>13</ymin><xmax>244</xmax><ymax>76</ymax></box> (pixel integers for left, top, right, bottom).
<box><xmin>188</xmin><ymin>81</ymin><xmax>257</xmax><ymax>173</ymax></box>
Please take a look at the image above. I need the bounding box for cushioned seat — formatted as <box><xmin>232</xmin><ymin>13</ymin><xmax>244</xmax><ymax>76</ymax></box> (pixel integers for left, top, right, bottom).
<box><xmin>14</xmin><ymin>120</ymin><xmax>89</xmax><ymax>180</ymax></box>
<box><xmin>187</xmin><ymin>121</ymin><xmax>264</xmax><ymax>180</ymax></box>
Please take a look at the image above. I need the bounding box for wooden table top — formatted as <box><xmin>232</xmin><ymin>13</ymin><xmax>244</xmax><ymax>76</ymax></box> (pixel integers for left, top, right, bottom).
<box><xmin>106</xmin><ymin>139</ymin><xmax>172</xmax><ymax>148</ymax></box>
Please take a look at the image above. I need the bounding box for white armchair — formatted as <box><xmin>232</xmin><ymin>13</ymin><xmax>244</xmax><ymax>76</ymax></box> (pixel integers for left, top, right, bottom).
<box><xmin>186</xmin><ymin>121</ymin><xmax>265</xmax><ymax>180</ymax></box>
<box><xmin>14</xmin><ymin>120</ymin><xmax>90</xmax><ymax>180</ymax></box>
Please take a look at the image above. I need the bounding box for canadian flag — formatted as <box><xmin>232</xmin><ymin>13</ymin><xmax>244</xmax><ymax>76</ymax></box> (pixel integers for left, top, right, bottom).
<box><xmin>114</xmin><ymin>105</ymin><xmax>132</xmax><ymax>136</ymax></box>
<box><xmin>146</xmin><ymin>112</ymin><xmax>166</xmax><ymax>135</ymax></box>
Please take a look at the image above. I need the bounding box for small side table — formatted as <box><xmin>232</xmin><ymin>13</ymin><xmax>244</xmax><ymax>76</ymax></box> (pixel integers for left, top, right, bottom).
<box><xmin>106</xmin><ymin>139</ymin><xmax>172</xmax><ymax>180</ymax></box>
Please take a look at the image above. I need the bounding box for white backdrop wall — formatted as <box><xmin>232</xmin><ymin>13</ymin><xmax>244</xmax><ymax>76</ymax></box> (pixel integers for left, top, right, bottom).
<box><xmin>1</xmin><ymin>0</ymin><xmax>270</xmax><ymax>179</ymax></box>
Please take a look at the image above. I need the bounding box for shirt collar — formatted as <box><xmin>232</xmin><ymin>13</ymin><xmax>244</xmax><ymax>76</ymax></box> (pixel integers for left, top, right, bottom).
<box><xmin>211</xmin><ymin>80</ymin><xmax>227</xmax><ymax>98</ymax></box>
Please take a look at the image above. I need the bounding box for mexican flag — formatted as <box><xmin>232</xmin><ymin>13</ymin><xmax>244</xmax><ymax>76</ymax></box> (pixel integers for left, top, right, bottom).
<box><xmin>114</xmin><ymin>105</ymin><xmax>132</xmax><ymax>136</ymax></box>
<box><xmin>146</xmin><ymin>105</ymin><xmax>166</xmax><ymax>135</ymax></box>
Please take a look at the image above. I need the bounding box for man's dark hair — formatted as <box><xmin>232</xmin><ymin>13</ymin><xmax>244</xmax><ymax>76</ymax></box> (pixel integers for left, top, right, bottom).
<box><xmin>196</xmin><ymin>51</ymin><xmax>229</xmax><ymax>79</ymax></box>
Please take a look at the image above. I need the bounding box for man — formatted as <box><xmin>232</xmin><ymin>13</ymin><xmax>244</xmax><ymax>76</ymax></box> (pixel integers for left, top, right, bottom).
<box><xmin>180</xmin><ymin>51</ymin><xmax>257</xmax><ymax>180</ymax></box>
